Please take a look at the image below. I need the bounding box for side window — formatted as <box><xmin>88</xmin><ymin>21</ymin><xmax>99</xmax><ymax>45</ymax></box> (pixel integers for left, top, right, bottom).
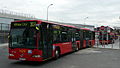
<box><xmin>89</xmin><ymin>31</ymin><xmax>92</xmax><ymax>40</ymax></box>
<box><xmin>75</xmin><ymin>32</ymin><xmax>80</xmax><ymax>40</ymax></box>
<box><xmin>61</xmin><ymin>31</ymin><xmax>68</xmax><ymax>42</ymax></box>
<box><xmin>61</xmin><ymin>27</ymin><xmax>69</xmax><ymax>42</ymax></box>
<box><xmin>52</xmin><ymin>24</ymin><xmax>61</xmax><ymax>43</ymax></box>
<box><xmin>53</xmin><ymin>30</ymin><xmax>61</xmax><ymax>43</ymax></box>
<box><xmin>86</xmin><ymin>31</ymin><xmax>90</xmax><ymax>40</ymax></box>
<box><xmin>83</xmin><ymin>30</ymin><xmax>86</xmax><ymax>40</ymax></box>
<box><xmin>83</xmin><ymin>30</ymin><xmax>89</xmax><ymax>40</ymax></box>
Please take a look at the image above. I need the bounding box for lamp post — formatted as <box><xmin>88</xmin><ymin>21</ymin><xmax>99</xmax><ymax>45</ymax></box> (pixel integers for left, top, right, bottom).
<box><xmin>47</xmin><ymin>4</ymin><xmax>53</xmax><ymax>21</ymax></box>
<box><xmin>84</xmin><ymin>17</ymin><xmax>88</xmax><ymax>28</ymax></box>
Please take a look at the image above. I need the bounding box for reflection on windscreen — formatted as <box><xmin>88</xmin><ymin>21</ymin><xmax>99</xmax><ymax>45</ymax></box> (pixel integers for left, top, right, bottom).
<box><xmin>10</xmin><ymin>28</ymin><xmax>36</xmax><ymax>49</ymax></box>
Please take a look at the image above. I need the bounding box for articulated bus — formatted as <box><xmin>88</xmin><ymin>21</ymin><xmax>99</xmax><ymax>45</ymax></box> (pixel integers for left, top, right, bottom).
<box><xmin>8</xmin><ymin>20</ymin><xmax>95</xmax><ymax>61</ymax></box>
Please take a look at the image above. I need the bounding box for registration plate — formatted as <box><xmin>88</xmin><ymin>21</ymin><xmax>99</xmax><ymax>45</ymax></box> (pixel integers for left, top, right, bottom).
<box><xmin>19</xmin><ymin>58</ymin><xmax>26</xmax><ymax>61</ymax></box>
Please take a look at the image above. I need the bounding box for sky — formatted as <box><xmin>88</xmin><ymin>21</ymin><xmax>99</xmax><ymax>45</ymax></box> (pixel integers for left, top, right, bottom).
<box><xmin>0</xmin><ymin>0</ymin><xmax>120</xmax><ymax>27</ymax></box>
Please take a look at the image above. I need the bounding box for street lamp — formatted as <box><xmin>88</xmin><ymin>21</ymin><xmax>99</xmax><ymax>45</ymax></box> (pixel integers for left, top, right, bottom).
<box><xmin>84</xmin><ymin>17</ymin><xmax>88</xmax><ymax>28</ymax></box>
<box><xmin>47</xmin><ymin>4</ymin><xmax>53</xmax><ymax>21</ymax></box>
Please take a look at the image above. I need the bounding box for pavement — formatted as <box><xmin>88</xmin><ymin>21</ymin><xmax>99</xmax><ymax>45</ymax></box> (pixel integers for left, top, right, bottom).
<box><xmin>94</xmin><ymin>39</ymin><xmax>120</xmax><ymax>49</ymax></box>
<box><xmin>0</xmin><ymin>47</ymin><xmax>120</xmax><ymax>68</ymax></box>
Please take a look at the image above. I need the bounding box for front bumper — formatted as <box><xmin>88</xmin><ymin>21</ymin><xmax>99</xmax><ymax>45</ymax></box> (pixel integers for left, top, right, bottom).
<box><xmin>9</xmin><ymin>56</ymin><xmax>44</xmax><ymax>61</ymax></box>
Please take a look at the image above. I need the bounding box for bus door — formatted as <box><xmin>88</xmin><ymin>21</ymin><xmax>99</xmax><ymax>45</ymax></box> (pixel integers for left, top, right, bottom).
<box><xmin>86</xmin><ymin>38</ymin><xmax>89</xmax><ymax>47</ymax></box>
<box><xmin>80</xmin><ymin>30</ymin><xmax>84</xmax><ymax>48</ymax></box>
<box><xmin>85</xmin><ymin>31</ymin><xmax>89</xmax><ymax>47</ymax></box>
<box><xmin>42</xmin><ymin>23</ymin><xmax>53</xmax><ymax>59</ymax></box>
<box><xmin>72</xmin><ymin>33</ymin><xmax>76</xmax><ymax>51</ymax></box>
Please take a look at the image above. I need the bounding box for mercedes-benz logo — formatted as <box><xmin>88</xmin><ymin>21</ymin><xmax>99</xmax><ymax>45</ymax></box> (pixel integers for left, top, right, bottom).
<box><xmin>20</xmin><ymin>54</ymin><xmax>24</xmax><ymax>57</ymax></box>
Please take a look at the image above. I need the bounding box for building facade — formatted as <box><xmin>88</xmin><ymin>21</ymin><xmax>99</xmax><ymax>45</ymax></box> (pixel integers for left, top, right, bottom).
<box><xmin>0</xmin><ymin>9</ymin><xmax>36</xmax><ymax>44</ymax></box>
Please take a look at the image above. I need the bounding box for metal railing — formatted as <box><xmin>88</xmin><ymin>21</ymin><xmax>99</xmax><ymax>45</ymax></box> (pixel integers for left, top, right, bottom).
<box><xmin>0</xmin><ymin>23</ymin><xmax>10</xmax><ymax>44</ymax></box>
<box><xmin>94</xmin><ymin>36</ymin><xmax>120</xmax><ymax>49</ymax></box>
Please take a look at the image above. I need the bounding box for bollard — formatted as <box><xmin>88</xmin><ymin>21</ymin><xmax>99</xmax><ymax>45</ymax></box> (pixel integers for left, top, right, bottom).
<box><xmin>111</xmin><ymin>40</ymin><xmax>113</xmax><ymax>49</ymax></box>
<box><xmin>118</xmin><ymin>36</ymin><xmax>120</xmax><ymax>49</ymax></box>
<box><xmin>97</xmin><ymin>40</ymin><xmax>99</xmax><ymax>48</ymax></box>
<box><xmin>104</xmin><ymin>41</ymin><xmax>105</xmax><ymax>48</ymax></box>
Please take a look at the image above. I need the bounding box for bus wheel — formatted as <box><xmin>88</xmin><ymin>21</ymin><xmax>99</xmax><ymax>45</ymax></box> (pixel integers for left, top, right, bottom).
<box><xmin>54</xmin><ymin>50</ymin><xmax>60</xmax><ymax>59</ymax></box>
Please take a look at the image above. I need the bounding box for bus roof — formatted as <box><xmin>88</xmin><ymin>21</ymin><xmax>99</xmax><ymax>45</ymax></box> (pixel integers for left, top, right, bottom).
<box><xmin>80</xmin><ymin>28</ymin><xmax>91</xmax><ymax>31</ymax></box>
<box><xmin>12</xmin><ymin>20</ymin><xmax>80</xmax><ymax>29</ymax></box>
<box><xmin>11</xmin><ymin>20</ymin><xmax>42</xmax><ymax>23</ymax></box>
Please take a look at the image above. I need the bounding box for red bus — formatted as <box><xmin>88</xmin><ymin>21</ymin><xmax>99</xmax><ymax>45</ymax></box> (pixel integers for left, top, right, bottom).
<box><xmin>8</xmin><ymin>20</ymin><xmax>95</xmax><ymax>61</ymax></box>
<box><xmin>98</xmin><ymin>32</ymin><xmax>115</xmax><ymax>44</ymax></box>
<box><xmin>96</xmin><ymin>26</ymin><xmax>115</xmax><ymax>44</ymax></box>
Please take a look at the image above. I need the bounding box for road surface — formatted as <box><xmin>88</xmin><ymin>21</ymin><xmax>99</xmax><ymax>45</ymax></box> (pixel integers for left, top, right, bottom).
<box><xmin>0</xmin><ymin>45</ymin><xmax>120</xmax><ymax>68</ymax></box>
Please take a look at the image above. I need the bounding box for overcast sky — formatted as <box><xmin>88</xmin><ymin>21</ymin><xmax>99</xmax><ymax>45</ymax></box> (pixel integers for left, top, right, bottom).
<box><xmin>0</xmin><ymin>0</ymin><xmax>120</xmax><ymax>27</ymax></box>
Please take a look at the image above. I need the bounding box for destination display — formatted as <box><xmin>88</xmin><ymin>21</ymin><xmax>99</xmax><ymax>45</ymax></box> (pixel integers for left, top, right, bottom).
<box><xmin>52</xmin><ymin>25</ymin><xmax>60</xmax><ymax>29</ymax></box>
<box><xmin>11</xmin><ymin>21</ymin><xmax>36</xmax><ymax>28</ymax></box>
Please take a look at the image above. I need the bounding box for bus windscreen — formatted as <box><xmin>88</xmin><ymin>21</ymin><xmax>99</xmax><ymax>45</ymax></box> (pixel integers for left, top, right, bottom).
<box><xmin>9</xmin><ymin>21</ymin><xmax>37</xmax><ymax>49</ymax></box>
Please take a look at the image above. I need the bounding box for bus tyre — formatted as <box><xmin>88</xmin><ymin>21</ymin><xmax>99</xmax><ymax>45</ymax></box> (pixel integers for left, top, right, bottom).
<box><xmin>54</xmin><ymin>50</ymin><xmax>60</xmax><ymax>59</ymax></box>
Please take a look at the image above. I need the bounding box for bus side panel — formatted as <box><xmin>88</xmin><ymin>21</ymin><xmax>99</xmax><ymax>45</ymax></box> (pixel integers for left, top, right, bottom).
<box><xmin>83</xmin><ymin>40</ymin><xmax>86</xmax><ymax>48</ymax></box>
<box><xmin>53</xmin><ymin>42</ymin><xmax>72</xmax><ymax>55</ymax></box>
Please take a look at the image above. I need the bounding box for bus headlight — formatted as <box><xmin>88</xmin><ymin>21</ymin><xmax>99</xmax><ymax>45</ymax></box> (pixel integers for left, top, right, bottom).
<box><xmin>9</xmin><ymin>54</ymin><xmax>14</xmax><ymax>56</ymax></box>
<box><xmin>32</xmin><ymin>55</ymin><xmax>41</xmax><ymax>58</ymax></box>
